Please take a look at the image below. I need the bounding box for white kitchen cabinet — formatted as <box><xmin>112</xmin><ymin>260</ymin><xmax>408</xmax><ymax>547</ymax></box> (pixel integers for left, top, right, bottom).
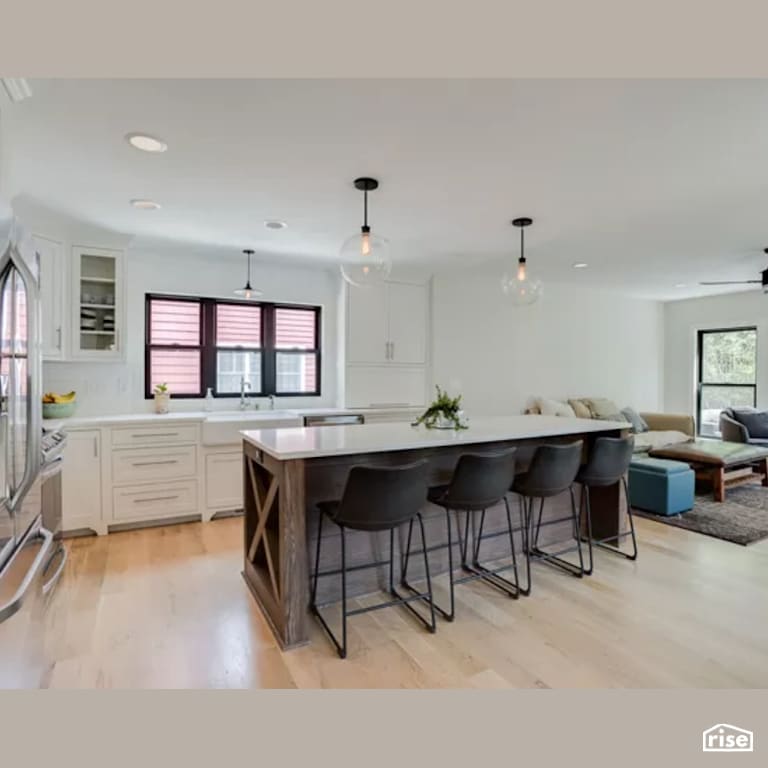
<box><xmin>205</xmin><ymin>451</ymin><xmax>243</xmax><ymax>512</ymax></box>
<box><xmin>70</xmin><ymin>245</ymin><xmax>125</xmax><ymax>361</ymax></box>
<box><xmin>387</xmin><ymin>281</ymin><xmax>427</xmax><ymax>364</ymax></box>
<box><xmin>346</xmin><ymin>282</ymin><xmax>389</xmax><ymax>364</ymax></box>
<box><xmin>61</xmin><ymin>429</ymin><xmax>103</xmax><ymax>533</ymax></box>
<box><xmin>346</xmin><ymin>280</ymin><xmax>428</xmax><ymax>366</ymax></box>
<box><xmin>346</xmin><ymin>366</ymin><xmax>427</xmax><ymax>409</ymax></box>
<box><xmin>33</xmin><ymin>234</ymin><xmax>66</xmax><ymax>360</ymax></box>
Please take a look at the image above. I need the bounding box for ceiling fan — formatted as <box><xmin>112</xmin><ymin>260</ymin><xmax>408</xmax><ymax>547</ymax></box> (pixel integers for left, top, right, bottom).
<box><xmin>700</xmin><ymin>248</ymin><xmax>768</xmax><ymax>293</ymax></box>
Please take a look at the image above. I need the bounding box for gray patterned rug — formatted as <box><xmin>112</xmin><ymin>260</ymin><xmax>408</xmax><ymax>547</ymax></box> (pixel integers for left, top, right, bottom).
<box><xmin>633</xmin><ymin>484</ymin><xmax>768</xmax><ymax>546</ymax></box>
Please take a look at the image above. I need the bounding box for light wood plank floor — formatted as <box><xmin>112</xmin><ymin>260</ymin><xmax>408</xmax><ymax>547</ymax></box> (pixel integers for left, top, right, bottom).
<box><xmin>5</xmin><ymin>515</ymin><xmax>768</xmax><ymax>688</ymax></box>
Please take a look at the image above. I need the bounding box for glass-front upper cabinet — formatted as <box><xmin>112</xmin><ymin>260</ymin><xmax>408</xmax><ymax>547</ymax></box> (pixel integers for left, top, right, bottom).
<box><xmin>70</xmin><ymin>246</ymin><xmax>124</xmax><ymax>361</ymax></box>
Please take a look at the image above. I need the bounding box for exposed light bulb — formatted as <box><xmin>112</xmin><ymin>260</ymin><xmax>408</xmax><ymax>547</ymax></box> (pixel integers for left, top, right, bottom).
<box><xmin>361</xmin><ymin>230</ymin><xmax>371</xmax><ymax>256</ymax></box>
<box><xmin>517</xmin><ymin>260</ymin><xmax>527</xmax><ymax>281</ymax></box>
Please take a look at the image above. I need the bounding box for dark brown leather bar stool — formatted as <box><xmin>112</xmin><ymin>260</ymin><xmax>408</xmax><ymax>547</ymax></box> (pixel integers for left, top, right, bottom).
<box><xmin>512</xmin><ymin>441</ymin><xmax>584</xmax><ymax>595</ymax></box>
<box><xmin>310</xmin><ymin>460</ymin><xmax>435</xmax><ymax>659</ymax></box>
<box><xmin>402</xmin><ymin>449</ymin><xmax>520</xmax><ymax>622</ymax></box>
<box><xmin>576</xmin><ymin>435</ymin><xmax>637</xmax><ymax>574</ymax></box>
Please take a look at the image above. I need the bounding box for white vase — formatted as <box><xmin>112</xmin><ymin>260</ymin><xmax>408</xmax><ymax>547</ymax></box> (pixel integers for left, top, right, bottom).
<box><xmin>154</xmin><ymin>392</ymin><xmax>170</xmax><ymax>414</ymax></box>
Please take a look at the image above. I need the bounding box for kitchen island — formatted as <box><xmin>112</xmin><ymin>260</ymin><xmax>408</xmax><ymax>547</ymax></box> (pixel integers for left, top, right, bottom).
<box><xmin>241</xmin><ymin>415</ymin><xmax>630</xmax><ymax>649</ymax></box>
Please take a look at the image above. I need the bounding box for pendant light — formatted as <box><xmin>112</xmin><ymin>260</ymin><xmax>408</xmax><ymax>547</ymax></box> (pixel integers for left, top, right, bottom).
<box><xmin>501</xmin><ymin>217</ymin><xmax>542</xmax><ymax>306</ymax></box>
<box><xmin>234</xmin><ymin>249</ymin><xmax>262</xmax><ymax>299</ymax></box>
<box><xmin>340</xmin><ymin>177</ymin><xmax>392</xmax><ymax>287</ymax></box>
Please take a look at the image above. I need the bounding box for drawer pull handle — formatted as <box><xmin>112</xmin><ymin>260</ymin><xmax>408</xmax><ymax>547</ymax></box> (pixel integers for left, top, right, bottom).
<box><xmin>131</xmin><ymin>432</ymin><xmax>180</xmax><ymax>438</ymax></box>
<box><xmin>131</xmin><ymin>460</ymin><xmax>179</xmax><ymax>467</ymax></box>
<box><xmin>133</xmin><ymin>495</ymin><xmax>180</xmax><ymax>504</ymax></box>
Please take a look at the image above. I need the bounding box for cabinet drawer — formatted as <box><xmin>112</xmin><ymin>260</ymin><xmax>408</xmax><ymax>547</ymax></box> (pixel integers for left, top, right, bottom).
<box><xmin>112</xmin><ymin>445</ymin><xmax>197</xmax><ymax>484</ymax></box>
<box><xmin>113</xmin><ymin>480</ymin><xmax>198</xmax><ymax>521</ymax></box>
<box><xmin>111</xmin><ymin>424</ymin><xmax>199</xmax><ymax>448</ymax></box>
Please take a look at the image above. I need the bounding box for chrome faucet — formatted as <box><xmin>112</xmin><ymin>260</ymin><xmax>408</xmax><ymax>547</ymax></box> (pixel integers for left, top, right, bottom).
<box><xmin>239</xmin><ymin>377</ymin><xmax>252</xmax><ymax>410</ymax></box>
<box><xmin>268</xmin><ymin>394</ymin><xmax>275</xmax><ymax>411</ymax></box>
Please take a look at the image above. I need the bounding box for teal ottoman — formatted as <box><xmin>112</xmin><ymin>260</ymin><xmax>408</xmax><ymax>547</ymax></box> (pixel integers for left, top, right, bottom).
<box><xmin>628</xmin><ymin>457</ymin><xmax>695</xmax><ymax>516</ymax></box>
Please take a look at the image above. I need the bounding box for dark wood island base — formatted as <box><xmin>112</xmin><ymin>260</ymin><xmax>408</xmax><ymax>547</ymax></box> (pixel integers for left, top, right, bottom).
<box><xmin>242</xmin><ymin>418</ymin><xmax>631</xmax><ymax>650</ymax></box>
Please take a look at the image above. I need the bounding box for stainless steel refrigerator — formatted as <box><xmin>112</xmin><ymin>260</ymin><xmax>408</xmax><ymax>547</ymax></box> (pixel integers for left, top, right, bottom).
<box><xmin>0</xmin><ymin>217</ymin><xmax>49</xmax><ymax>631</ymax></box>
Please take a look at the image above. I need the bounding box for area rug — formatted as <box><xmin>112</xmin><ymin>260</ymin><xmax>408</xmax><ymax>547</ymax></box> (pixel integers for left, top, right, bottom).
<box><xmin>633</xmin><ymin>484</ymin><xmax>768</xmax><ymax>546</ymax></box>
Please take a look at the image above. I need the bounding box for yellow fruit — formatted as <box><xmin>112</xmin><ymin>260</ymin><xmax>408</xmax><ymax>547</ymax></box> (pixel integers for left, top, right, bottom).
<box><xmin>47</xmin><ymin>391</ymin><xmax>76</xmax><ymax>404</ymax></box>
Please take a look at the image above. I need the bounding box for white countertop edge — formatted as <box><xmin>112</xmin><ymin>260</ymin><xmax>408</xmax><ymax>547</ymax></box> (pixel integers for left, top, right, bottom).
<box><xmin>241</xmin><ymin>415</ymin><xmax>632</xmax><ymax>461</ymax></box>
<box><xmin>43</xmin><ymin>405</ymin><xmax>424</xmax><ymax>431</ymax></box>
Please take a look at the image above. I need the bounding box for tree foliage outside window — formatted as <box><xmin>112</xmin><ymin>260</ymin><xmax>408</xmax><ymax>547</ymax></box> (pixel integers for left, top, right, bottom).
<box><xmin>701</xmin><ymin>329</ymin><xmax>757</xmax><ymax>385</ymax></box>
<box><xmin>698</xmin><ymin>327</ymin><xmax>757</xmax><ymax>436</ymax></box>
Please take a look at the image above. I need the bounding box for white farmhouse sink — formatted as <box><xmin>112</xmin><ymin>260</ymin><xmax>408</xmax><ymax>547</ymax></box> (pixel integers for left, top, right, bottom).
<box><xmin>202</xmin><ymin>410</ymin><xmax>303</xmax><ymax>445</ymax></box>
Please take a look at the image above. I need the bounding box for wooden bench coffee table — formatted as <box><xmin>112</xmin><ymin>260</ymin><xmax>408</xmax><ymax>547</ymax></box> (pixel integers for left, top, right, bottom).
<box><xmin>649</xmin><ymin>440</ymin><xmax>768</xmax><ymax>502</ymax></box>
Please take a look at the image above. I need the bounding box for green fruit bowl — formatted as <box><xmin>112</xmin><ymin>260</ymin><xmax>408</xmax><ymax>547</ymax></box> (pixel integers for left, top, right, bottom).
<box><xmin>42</xmin><ymin>401</ymin><xmax>77</xmax><ymax>419</ymax></box>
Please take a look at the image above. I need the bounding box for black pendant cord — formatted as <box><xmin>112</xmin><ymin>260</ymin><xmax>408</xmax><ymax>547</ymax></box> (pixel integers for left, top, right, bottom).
<box><xmin>362</xmin><ymin>189</ymin><xmax>369</xmax><ymax>234</ymax></box>
<box><xmin>519</xmin><ymin>227</ymin><xmax>526</xmax><ymax>265</ymax></box>
<box><xmin>244</xmin><ymin>249</ymin><xmax>254</xmax><ymax>288</ymax></box>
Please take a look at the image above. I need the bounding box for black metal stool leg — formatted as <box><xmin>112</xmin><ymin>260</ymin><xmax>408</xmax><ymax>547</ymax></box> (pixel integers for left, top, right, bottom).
<box><xmin>580</xmin><ymin>484</ymin><xmax>594</xmax><ymax>576</ymax></box>
<box><xmin>311</xmin><ymin>511</ymin><xmax>324</xmax><ymax>607</ymax></box>
<box><xmin>528</xmin><ymin>487</ymin><xmax>585</xmax><ymax>579</ymax></box>
<box><xmin>417</xmin><ymin>513</ymin><xmax>437</xmax><ymax>633</ymax></box>
<box><xmin>340</xmin><ymin>526</ymin><xmax>348</xmax><ymax>658</ymax></box>
<box><xmin>519</xmin><ymin>494</ymin><xmax>532</xmax><ymax>596</ymax></box>
<box><xmin>463</xmin><ymin>496</ymin><xmax>521</xmax><ymax>599</ymax></box>
<box><xmin>589</xmin><ymin>477</ymin><xmax>639</xmax><ymax>562</ymax></box>
<box><xmin>623</xmin><ymin>477</ymin><xmax>639</xmax><ymax>561</ymax></box>
<box><xmin>389</xmin><ymin>528</ymin><xmax>396</xmax><ymax>595</ymax></box>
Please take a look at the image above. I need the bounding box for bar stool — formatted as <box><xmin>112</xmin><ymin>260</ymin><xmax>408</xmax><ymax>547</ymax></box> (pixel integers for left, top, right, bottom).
<box><xmin>310</xmin><ymin>460</ymin><xmax>435</xmax><ymax>659</ymax></box>
<box><xmin>403</xmin><ymin>449</ymin><xmax>520</xmax><ymax>622</ymax></box>
<box><xmin>576</xmin><ymin>435</ymin><xmax>637</xmax><ymax>575</ymax></box>
<box><xmin>512</xmin><ymin>441</ymin><xmax>584</xmax><ymax>594</ymax></box>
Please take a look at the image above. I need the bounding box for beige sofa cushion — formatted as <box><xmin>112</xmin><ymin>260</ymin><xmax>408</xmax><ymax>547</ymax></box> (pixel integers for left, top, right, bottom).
<box><xmin>633</xmin><ymin>430</ymin><xmax>692</xmax><ymax>453</ymax></box>
<box><xmin>568</xmin><ymin>398</ymin><xmax>593</xmax><ymax>419</ymax></box>
<box><xmin>536</xmin><ymin>397</ymin><xmax>576</xmax><ymax>417</ymax></box>
<box><xmin>583</xmin><ymin>397</ymin><xmax>621</xmax><ymax>419</ymax></box>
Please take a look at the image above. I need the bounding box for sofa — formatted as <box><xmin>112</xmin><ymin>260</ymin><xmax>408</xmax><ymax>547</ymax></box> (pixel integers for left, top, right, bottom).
<box><xmin>720</xmin><ymin>407</ymin><xmax>768</xmax><ymax>446</ymax></box>
<box><xmin>526</xmin><ymin>396</ymin><xmax>694</xmax><ymax>453</ymax></box>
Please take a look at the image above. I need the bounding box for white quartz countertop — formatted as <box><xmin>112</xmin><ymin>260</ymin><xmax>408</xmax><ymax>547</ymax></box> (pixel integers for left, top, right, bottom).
<box><xmin>241</xmin><ymin>415</ymin><xmax>631</xmax><ymax>460</ymax></box>
<box><xmin>42</xmin><ymin>405</ymin><xmax>421</xmax><ymax>432</ymax></box>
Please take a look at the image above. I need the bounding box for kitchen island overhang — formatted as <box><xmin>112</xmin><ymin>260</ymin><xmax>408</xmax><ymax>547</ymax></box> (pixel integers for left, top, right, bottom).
<box><xmin>240</xmin><ymin>416</ymin><xmax>631</xmax><ymax>650</ymax></box>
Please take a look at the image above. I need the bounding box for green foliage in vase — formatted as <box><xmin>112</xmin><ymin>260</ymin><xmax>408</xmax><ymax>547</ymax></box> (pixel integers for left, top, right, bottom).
<box><xmin>413</xmin><ymin>385</ymin><xmax>468</xmax><ymax>430</ymax></box>
<box><xmin>154</xmin><ymin>382</ymin><xmax>169</xmax><ymax>394</ymax></box>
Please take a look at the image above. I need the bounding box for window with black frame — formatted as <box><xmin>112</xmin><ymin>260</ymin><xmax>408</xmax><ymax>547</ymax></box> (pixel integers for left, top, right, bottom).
<box><xmin>697</xmin><ymin>326</ymin><xmax>757</xmax><ymax>437</ymax></box>
<box><xmin>145</xmin><ymin>294</ymin><xmax>320</xmax><ymax>398</ymax></box>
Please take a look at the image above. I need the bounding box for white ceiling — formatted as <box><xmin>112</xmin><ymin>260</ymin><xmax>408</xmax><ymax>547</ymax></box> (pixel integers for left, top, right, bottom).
<box><xmin>2</xmin><ymin>79</ymin><xmax>768</xmax><ymax>300</ymax></box>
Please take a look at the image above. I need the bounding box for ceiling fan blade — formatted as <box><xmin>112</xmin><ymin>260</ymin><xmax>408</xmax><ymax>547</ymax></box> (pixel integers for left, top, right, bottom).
<box><xmin>699</xmin><ymin>280</ymin><xmax>762</xmax><ymax>285</ymax></box>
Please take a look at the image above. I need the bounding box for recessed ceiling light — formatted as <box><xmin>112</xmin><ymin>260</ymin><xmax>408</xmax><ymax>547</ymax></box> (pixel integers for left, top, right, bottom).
<box><xmin>126</xmin><ymin>133</ymin><xmax>168</xmax><ymax>153</ymax></box>
<box><xmin>130</xmin><ymin>199</ymin><xmax>161</xmax><ymax>210</ymax></box>
<box><xmin>572</xmin><ymin>262</ymin><xmax>588</xmax><ymax>269</ymax></box>
<box><xmin>674</xmin><ymin>283</ymin><xmax>687</xmax><ymax>288</ymax></box>
<box><xmin>264</xmin><ymin>220</ymin><xmax>287</xmax><ymax>230</ymax></box>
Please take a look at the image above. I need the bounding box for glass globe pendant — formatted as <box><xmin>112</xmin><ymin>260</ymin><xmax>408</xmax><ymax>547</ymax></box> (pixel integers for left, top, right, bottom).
<box><xmin>501</xmin><ymin>217</ymin><xmax>541</xmax><ymax>306</ymax></box>
<box><xmin>234</xmin><ymin>249</ymin><xmax>263</xmax><ymax>299</ymax></box>
<box><xmin>340</xmin><ymin>177</ymin><xmax>392</xmax><ymax>287</ymax></box>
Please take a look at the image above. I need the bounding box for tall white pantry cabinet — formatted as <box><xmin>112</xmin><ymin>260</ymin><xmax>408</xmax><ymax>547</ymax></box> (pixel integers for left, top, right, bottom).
<box><xmin>344</xmin><ymin>278</ymin><xmax>431</xmax><ymax>409</ymax></box>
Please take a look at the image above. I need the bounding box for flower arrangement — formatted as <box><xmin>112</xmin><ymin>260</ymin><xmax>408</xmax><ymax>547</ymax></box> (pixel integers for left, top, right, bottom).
<box><xmin>413</xmin><ymin>385</ymin><xmax>468</xmax><ymax>430</ymax></box>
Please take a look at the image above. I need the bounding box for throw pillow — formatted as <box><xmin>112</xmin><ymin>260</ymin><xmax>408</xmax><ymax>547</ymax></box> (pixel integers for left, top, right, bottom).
<box><xmin>584</xmin><ymin>397</ymin><xmax>621</xmax><ymax>419</ymax></box>
<box><xmin>568</xmin><ymin>398</ymin><xmax>592</xmax><ymax>419</ymax></box>
<box><xmin>621</xmin><ymin>406</ymin><xmax>649</xmax><ymax>433</ymax></box>
<box><xmin>732</xmin><ymin>410</ymin><xmax>768</xmax><ymax>438</ymax></box>
<box><xmin>536</xmin><ymin>397</ymin><xmax>576</xmax><ymax>417</ymax></box>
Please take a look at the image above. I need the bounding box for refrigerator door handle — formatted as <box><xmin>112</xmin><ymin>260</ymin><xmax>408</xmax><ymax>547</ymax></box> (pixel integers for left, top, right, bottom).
<box><xmin>0</xmin><ymin>524</ymin><xmax>53</xmax><ymax>624</ymax></box>
<box><xmin>5</xmin><ymin>245</ymin><xmax>42</xmax><ymax>509</ymax></box>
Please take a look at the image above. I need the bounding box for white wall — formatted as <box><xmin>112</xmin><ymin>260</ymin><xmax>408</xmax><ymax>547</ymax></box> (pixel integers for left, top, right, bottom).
<box><xmin>16</xmin><ymin>202</ymin><xmax>342</xmax><ymax>417</ymax></box>
<box><xmin>664</xmin><ymin>290</ymin><xmax>768</xmax><ymax>417</ymax></box>
<box><xmin>431</xmin><ymin>261</ymin><xmax>664</xmax><ymax>418</ymax></box>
